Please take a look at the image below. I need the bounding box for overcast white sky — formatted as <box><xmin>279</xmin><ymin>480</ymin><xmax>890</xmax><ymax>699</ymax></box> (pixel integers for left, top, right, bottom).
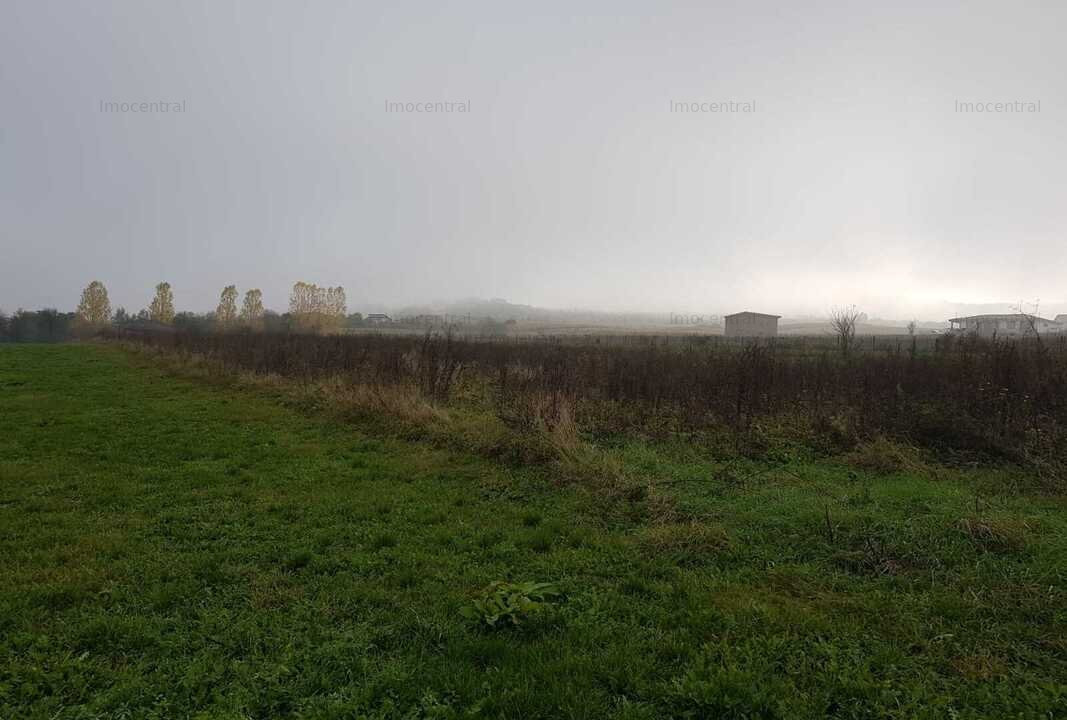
<box><xmin>1</xmin><ymin>0</ymin><xmax>1065</xmax><ymax>319</ymax></box>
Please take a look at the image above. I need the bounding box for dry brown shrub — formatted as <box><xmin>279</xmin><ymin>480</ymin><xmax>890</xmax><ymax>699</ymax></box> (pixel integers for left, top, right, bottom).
<box><xmin>956</xmin><ymin>516</ymin><xmax>1029</xmax><ymax>553</ymax></box>
<box><xmin>331</xmin><ymin>380</ymin><xmax>446</xmax><ymax>425</ymax></box>
<box><xmin>638</xmin><ymin>522</ymin><xmax>730</xmax><ymax>564</ymax></box>
<box><xmin>950</xmin><ymin>653</ymin><xmax>1008</xmax><ymax>681</ymax></box>
<box><xmin>831</xmin><ymin>548</ymin><xmax>904</xmax><ymax>577</ymax></box>
<box><xmin>845</xmin><ymin>436</ymin><xmax>927</xmax><ymax>475</ymax></box>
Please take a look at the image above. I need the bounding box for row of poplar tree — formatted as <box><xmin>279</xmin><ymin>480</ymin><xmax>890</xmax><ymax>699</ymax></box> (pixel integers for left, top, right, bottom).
<box><xmin>71</xmin><ymin>280</ymin><xmax>344</xmax><ymax>331</ymax></box>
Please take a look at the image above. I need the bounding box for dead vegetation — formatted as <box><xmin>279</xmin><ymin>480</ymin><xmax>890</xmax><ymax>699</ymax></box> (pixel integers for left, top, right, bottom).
<box><xmin>831</xmin><ymin>538</ymin><xmax>908</xmax><ymax>577</ymax></box>
<box><xmin>637</xmin><ymin>522</ymin><xmax>730</xmax><ymax>565</ymax></box>
<box><xmin>844</xmin><ymin>437</ymin><xmax>929</xmax><ymax>475</ymax></box>
<box><xmin>956</xmin><ymin>516</ymin><xmax>1029</xmax><ymax>553</ymax></box>
<box><xmin>111</xmin><ymin>328</ymin><xmax>1067</xmax><ymax>484</ymax></box>
<box><xmin>951</xmin><ymin>653</ymin><xmax>1009</xmax><ymax>681</ymax></box>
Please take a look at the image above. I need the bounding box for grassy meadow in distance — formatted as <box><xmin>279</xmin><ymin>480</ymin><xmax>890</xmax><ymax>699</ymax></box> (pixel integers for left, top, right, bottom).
<box><xmin>1</xmin><ymin>343</ymin><xmax>1066</xmax><ymax>719</ymax></box>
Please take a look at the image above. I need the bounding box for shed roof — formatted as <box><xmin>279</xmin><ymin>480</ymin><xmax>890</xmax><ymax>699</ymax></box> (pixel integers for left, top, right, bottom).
<box><xmin>724</xmin><ymin>311</ymin><xmax>782</xmax><ymax>319</ymax></box>
<box><xmin>948</xmin><ymin>313</ymin><xmax>1052</xmax><ymax>323</ymax></box>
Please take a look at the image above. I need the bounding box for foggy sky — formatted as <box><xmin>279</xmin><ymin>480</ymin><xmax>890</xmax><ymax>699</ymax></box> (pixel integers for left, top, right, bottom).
<box><xmin>2</xmin><ymin>0</ymin><xmax>1065</xmax><ymax>320</ymax></box>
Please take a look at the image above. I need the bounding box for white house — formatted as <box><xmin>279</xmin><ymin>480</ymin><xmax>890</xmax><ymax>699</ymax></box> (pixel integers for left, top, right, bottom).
<box><xmin>948</xmin><ymin>314</ymin><xmax>1062</xmax><ymax>338</ymax></box>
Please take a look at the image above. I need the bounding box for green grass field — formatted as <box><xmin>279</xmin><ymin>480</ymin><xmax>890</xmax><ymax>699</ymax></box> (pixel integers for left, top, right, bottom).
<box><xmin>2</xmin><ymin>344</ymin><xmax>1065</xmax><ymax>719</ymax></box>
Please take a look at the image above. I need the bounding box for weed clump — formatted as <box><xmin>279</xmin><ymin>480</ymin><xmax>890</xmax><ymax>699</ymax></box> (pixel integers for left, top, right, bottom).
<box><xmin>956</xmin><ymin>516</ymin><xmax>1028</xmax><ymax>553</ymax></box>
<box><xmin>369</xmin><ymin>532</ymin><xmax>398</xmax><ymax>551</ymax></box>
<box><xmin>282</xmin><ymin>550</ymin><xmax>313</xmax><ymax>571</ymax></box>
<box><xmin>461</xmin><ymin>581</ymin><xmax>561</xmax><ymax>628</ymax></box>
<box><xmin>638</xmin><ymin>522</ymin><xmax>729</xmax><ymax>566</ymax></box>
<box><xmin>845</xmin><ymin>437</ymin><xmax>925</xmax><ymax>475</ymax></box>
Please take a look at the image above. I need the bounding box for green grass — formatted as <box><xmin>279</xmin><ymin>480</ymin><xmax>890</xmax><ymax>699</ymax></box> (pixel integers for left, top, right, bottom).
<box><xmin>1</xmin><ymin>344</ymin><xmax>1065</xmax><ymax>719</ymax></box>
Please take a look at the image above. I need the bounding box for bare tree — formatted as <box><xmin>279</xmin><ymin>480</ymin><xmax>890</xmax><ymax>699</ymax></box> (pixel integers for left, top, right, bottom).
<box><xmin>1012</xmin><ymin>299</ymin><xmax>1046</xmax><ymax>350</ymax></box>
<box><xmin>1011</xmin><ymin>300</ymin><xmax>1041</xmax><ymax>335</ymax></box>
<box><xmin>905</xmin><ymin>319</ymin><xmax>919</xmax><ymax>360</ymax></box>
<box><xmin>830</xmin><ymin>305</ymin><xmax>861</xmax><ymax>357</ymax></box>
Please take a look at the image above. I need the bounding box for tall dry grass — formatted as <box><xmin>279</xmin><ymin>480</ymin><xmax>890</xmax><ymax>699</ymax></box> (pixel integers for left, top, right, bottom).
<box><xmin>109</xmin><ymin>328</ymin><xmax>1067</xmax><ymax>481</ymax></box>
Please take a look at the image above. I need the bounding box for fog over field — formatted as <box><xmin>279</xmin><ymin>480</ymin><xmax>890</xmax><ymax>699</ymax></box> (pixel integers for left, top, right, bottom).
<box><xmin>2</xmin><ymin>1</ymin><xmax>1065</xmax><ymax>319</ymax></box>
<box><xmin>7</xmin><ymin>4</ymin><xmax>1067</xmax><ymax>717</ymax></box>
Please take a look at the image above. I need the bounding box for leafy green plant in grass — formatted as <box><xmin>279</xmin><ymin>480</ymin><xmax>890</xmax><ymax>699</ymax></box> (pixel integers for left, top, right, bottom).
<box><xmin>461</xmin><ymin>580</ymin><xmax>561</xmax><ymax>628</ymax></box>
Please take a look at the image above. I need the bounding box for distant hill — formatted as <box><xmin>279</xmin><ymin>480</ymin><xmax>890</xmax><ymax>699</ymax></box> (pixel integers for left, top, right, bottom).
<box><xmin>389</xmin><ymin>298</ymin><xmax>679</xmax><ymax>326</ymax></box>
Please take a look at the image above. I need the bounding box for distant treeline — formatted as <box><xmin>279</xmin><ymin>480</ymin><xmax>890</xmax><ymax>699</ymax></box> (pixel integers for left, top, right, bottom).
<box><xmin>0</xmin><ymin>307</ymin><xmax>385</xmax><ymax>342</ymax></box>
<box><xmin>0</xmin><ymin>309</ymin><xmax>76</xmax><ymax>343</ymax></box>
<box><xmin>1</xmin><ymin>280</ymin><xmax>348</xmax><ymax>342</ymax></box>
<box><xmin>0</xmin><ymin>306</ymin><xmax>521</xmax><ymax>342</ymax></box>
<box><xmin>0</xmin><ymin>279</ymin><xmax>531</xmax><ymax>343</ymax></box>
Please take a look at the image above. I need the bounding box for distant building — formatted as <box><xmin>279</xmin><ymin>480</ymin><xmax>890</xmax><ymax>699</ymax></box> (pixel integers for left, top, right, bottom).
<box><xmin>366</xmin><ymin>313</ymin><xmax>392</xmax><ymax>324</ymax></box>
<box><xmin>948</xmin><ymin>313</ymin><xmax>1061</xmax><ymax>338</ymax></box>
<box><xmin>724</xmin><ymin>311</ymin><xmax>780</xmax><ymax>338</ymax></box>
